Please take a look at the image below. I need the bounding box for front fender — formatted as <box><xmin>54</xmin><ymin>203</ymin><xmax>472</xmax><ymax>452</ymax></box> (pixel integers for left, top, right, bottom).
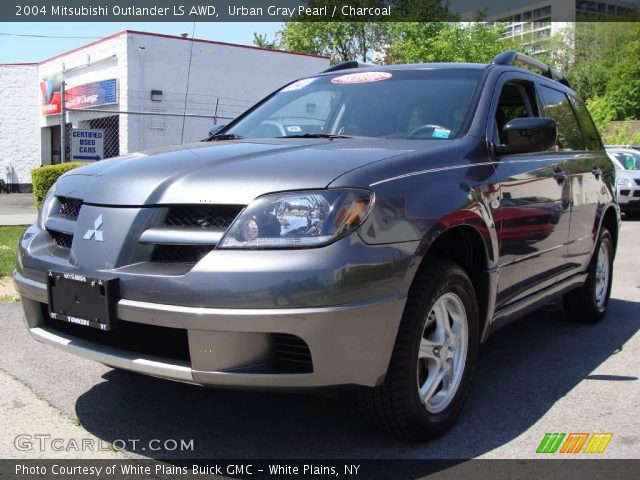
<box><xmin>357</xmin><ymin>162</ymin><xmax>500</xmax><ymax>269</ymax></box>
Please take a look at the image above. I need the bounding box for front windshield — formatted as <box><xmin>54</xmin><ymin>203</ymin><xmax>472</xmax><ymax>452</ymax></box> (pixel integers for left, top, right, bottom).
<box><xmin>609</xmin><ymin>151</ymin><xmax>640</xmax><ymax>170</ymax></box>
<box><xmin>225</xmin><ymin>69</ymin><xmax>483</xmax><ymax>140</ymax></box>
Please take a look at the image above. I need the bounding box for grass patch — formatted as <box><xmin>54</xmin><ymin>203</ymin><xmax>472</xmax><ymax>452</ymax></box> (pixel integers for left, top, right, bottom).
<box><xmin>0</xmin><ymin>226</ymin><xmax>25</xmax><ymax>276</ymax></box>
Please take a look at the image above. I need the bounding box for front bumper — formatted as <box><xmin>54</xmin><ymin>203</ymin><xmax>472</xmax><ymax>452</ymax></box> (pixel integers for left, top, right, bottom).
<box><xmin>616</xmin><ymin>184</ymin><xmax>640</xmax><ymax>211</ymax></box>
<box><xmin>15</xmin><ymin>272</ymin><xmax>404</xmax><ymax>388</ymax></box>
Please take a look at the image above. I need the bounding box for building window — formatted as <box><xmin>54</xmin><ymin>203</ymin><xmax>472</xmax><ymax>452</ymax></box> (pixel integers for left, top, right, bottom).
<box><xmin>533</xmin><ymin>5</ymin><xmax>552</xmax><ymax>17</ymax></box>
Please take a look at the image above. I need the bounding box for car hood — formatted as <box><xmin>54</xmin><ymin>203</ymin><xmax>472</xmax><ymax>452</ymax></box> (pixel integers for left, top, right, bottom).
<box><xmin>616</xmin><ymin>169</ymin><xmax>640</xmax><ymax>180</ymax></box>
<box><xmin>56</xmin><ymin>138</ymin><xmax>416</xmax><ymax>206</ymax></box>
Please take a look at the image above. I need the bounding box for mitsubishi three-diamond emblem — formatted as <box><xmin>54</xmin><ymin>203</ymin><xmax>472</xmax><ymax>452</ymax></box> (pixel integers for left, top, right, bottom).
<box><xmin>83</xmin><ymin>214</ymin><xmax>104</xmax><ymax>242</ymax></box>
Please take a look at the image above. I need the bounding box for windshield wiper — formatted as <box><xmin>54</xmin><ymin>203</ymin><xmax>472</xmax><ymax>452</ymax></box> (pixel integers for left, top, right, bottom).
<box><xmin>206</xmin><ymin>133</ymin><xmax>243</xmax><ymax>141</ymax></box>
<box><xmin>276</xmin><ymin>133</ymin><xmax>352</xmax><ymax>140</ymax></box>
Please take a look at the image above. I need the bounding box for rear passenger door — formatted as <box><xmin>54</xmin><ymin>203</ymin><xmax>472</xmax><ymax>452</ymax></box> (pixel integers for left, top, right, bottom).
<box><xmin>568</xmin><ymin>95</ymin><xmax>612</xmax><ymax>271</ymax></box>
<box><xmin>537</xmin><ymin>84</ymin><xmax>607</xmax><ymax>273</ymax></box>
<box><xmin>490</xmin><ymin>74</ymin><xmax>573</xmax><ymax>308</ymax></box>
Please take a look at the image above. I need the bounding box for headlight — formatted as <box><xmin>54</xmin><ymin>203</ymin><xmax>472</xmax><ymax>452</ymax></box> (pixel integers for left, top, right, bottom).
<box><xmin>218</xmin><ymin>189</ymin><xmax>373</xmax><ymax>249</ymax></box>
<box><xmin>37</xmin><ymin>182</ymin><xmax>58</xmax><ymax>230</ymax></box>
<box><xmin>616</xmin><ymin>177</ymin><xmax>631</xmax><ymax>187</ymax></box>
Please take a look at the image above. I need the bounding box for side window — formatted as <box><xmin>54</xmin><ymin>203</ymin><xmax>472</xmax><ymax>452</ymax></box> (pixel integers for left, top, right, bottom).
<box><xmin>493</xmin><ymin>81</ymin><xmax>539</xmax><ymax>145</ymax></box>
<box><xmin>538</xmin><ymin>85</ymin><xmax>585</xmax><ymax>151</ymax></box>
<box><xmin>571</xmin><ymin>97</ymin><xmax>603</xmax><ymax>151</ymax></box>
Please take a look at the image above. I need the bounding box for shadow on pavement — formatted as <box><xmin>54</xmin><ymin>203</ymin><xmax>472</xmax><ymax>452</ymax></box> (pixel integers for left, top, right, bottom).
<box><xmin>75</xmin><ymin>298</ymin><xmax>639</xmax><ymax>459</ymax></box>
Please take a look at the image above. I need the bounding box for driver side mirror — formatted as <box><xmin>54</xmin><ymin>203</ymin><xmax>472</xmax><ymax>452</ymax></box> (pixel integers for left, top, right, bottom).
<box><xmin>208</xmin><ymin>124</ymin><xmax>227</xmax><ymax>137</ymax></box>
<box><xmin>499</xmin><ymin>117</ymin><xmax>557</xmax><ymax>155</ymax></box>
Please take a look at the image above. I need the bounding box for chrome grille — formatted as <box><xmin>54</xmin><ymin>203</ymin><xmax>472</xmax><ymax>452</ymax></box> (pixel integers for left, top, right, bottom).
<box><xmin>164</xmin><ymin>205</ymin><xmax>243</xmax><ymax>229</ymax></box>
<box><xmin>147</xmin><ymin>205</ymin><xmax>245</xmax><ymax>264</ymax></box>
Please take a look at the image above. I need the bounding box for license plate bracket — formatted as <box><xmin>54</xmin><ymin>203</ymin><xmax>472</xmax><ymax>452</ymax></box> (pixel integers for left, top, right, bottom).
<box><xmin>47</xmin><ymin>271</ymin><xmax>119</xmax><ymax>331</ymax></box>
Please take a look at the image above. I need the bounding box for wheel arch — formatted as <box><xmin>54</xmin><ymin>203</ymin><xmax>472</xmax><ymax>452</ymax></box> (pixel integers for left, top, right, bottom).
<box><xmin>599</xmin><ymin>204</ymin><xmax>620</xmax><ymax>255</ymax></box>
<box><xmin>412</xmin><ymin>222</ymin><xmax>496</xmax><ymax>342</ymax></box>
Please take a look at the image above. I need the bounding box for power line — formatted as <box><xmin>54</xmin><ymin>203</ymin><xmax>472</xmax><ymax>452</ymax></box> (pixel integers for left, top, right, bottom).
<box><xmin>0</xmin><ymin>32</ymin><xmax>102</xmax><ymax>39</ymax></box>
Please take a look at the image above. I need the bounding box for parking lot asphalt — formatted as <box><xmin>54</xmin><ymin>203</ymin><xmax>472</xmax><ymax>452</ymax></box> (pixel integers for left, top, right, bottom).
<box><xmin>0</xmin><ymin>193</ymin><xmax>37</xmax><ymax>226</ymax></box>
<box><xmin>0</xmin><ymin>220</ymin><xmax>638</xmax><ymax>460</ymax></box>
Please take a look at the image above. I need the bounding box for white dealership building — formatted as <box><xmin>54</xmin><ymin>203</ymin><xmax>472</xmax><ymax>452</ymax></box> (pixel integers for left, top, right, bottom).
<box><xmin>0</xmin><ymin>30</ymin><xmax>329</xmax><ymax>192</ymax></box>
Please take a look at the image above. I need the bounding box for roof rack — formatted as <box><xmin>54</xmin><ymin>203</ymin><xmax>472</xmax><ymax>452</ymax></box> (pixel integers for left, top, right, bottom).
<box><xmin>322</xmin><ymin>60</ymin><xmax>373</xmax><ymax>73</ymax></box>
<box><xmin>492</xmin><ymin>50</ymin><xmax>570</xmax><ymax>88</ymax></box>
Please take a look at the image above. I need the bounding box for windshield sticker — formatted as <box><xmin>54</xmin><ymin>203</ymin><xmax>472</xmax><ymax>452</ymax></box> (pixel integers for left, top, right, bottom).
<box><xmin>286</xmin><ymin>126</ymin><xmax>302</xmax><ymax>133</ymax></box>
<box><xmin>281</xmin><ymin>78</ymin><xmax>316</xmax><ymax>92</ymax></box>
<box><xmin>432</xmin><ymin>128</ymin><xmax>451</xmax><ymax>139</ymax></box>
<box><xmin>331</xmin><ymin>72</ymin><xmax>392</xmax><ymax>84</ymax></box>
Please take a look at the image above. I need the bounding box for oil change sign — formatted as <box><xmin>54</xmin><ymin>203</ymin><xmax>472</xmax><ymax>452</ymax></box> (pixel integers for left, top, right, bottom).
<box><xmin>71</xmin><ymin>129</ymin><xmax>103</xmax><ymax>161</ymax></box>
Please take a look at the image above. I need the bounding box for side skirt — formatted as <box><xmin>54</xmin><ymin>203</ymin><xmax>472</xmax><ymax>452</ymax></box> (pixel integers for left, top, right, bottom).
<box><xmin>487</xmin><ymin>272</ymin><xmax>588</xmax><ymax>336</ymax></box>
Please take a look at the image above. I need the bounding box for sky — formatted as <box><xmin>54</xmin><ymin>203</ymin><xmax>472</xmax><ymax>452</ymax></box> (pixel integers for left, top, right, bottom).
<box><xmin>0</xmin><ymin>22</ymin><xmax>282</xmax><ymax>63</ymax></box>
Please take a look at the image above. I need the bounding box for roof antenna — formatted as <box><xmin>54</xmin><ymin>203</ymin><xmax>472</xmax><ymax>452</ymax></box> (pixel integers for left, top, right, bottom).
<box><xmin>180</xmin><ymin>20</ymin><xmax>196</xmax><ymax>144</ymax></box>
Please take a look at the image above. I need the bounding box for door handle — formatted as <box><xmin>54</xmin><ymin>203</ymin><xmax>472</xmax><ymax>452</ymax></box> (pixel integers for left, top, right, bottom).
<box><xmin>592</xmin><ymin>166</ymin><xmax>602</xmax><ymax>179</ymax></box>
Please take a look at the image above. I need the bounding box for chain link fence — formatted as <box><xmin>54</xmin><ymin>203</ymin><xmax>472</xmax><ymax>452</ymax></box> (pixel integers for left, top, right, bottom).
<box><xmin>63</xmin><ymin>108</ymin><xmax>236</xmax><ymax>161</ymax></box>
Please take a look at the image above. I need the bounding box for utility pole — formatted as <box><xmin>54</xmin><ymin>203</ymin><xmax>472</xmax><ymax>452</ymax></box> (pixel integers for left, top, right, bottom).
<box><xmin>60</xmin><ymin>68</ymin><xmax>66</xmax><ymax>164</ymax></box>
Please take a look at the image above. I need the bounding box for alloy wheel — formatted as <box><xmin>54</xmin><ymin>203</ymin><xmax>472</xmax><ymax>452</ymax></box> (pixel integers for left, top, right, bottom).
<box><xmin>417</xmin><ymin>292</ymin><xmax>469</xmax><ymax>414</ymax></box>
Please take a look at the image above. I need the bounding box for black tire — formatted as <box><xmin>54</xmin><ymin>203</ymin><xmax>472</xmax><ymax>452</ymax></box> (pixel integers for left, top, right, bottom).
<box><xmin>563</xmin><ymin>227</ymin><xmax>614</xmax><ymax>323</ymax></box>
<box><xmin>358</xmin><ymin>259</ymin><xmax>479</xmax><ymax>440</ymax></box>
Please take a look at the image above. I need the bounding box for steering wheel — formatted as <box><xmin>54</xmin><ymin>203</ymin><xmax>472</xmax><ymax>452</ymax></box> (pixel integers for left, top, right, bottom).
<box><xmin>407</xmin><ymin>124</ymin><xmax>449</xmax><ymax>139</ymax></box>
<box><xmin>259</xmin><ymin>120</ymin><xmax>287</xmax><ymax>137</ymax></box>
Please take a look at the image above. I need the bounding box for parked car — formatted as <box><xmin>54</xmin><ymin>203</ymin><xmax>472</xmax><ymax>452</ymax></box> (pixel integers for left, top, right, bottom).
<box><xmin>14</xmin><ymin>50</ymin><xmax>619</xmax><ymax>440</ymax></box>
<box><xmin>606</xmin><ymin>147</ymin><xmax>640</xmax><ymax>217</ymax></box>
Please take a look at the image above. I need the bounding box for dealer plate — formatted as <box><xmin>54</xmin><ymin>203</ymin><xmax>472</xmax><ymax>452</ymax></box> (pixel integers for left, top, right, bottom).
<box><xmin>47</xmin><ymin>271</ymin><xmax>119</xmax><ymax>331</ymax></box>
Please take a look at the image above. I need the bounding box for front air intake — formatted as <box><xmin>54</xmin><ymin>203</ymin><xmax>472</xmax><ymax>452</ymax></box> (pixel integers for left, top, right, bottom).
<box><xmin>270</xmin><ymin>333</ymin><xmax>313</xmax><ymax>373</ymax></box>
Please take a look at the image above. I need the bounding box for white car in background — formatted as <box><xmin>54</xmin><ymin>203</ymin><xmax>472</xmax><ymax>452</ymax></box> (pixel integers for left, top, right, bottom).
<box><xmin>607</xmin><ymin>147</ymin><xmax>640</xmax><ymax>218</ymax></box>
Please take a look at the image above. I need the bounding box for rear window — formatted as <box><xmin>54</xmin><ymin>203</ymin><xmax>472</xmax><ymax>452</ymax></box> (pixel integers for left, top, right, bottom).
<box><xmin>226</xmin><ymin>69</ymin><xmax>483</xmax><ymax>140</ymax></box>
<box><xmin>571</xmin><ymin>97</ymin><xmax>603</xmax><ymax>151</ymax></box>
<box><xmin>538</xmin><ymin>85</ymin><xmax>585</xmax><ymax>151</ymax></box>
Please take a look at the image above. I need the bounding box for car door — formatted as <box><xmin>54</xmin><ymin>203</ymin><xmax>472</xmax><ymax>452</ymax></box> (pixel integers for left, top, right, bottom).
<box><xmin>489</xmin><ymin>74</ymin><xmax>572</xmax><ymax>308</ymax></box>
<box><xmin>564</xmin><ymin>94</ymin><xmax>612</xmax><ymax>272</ymax></box>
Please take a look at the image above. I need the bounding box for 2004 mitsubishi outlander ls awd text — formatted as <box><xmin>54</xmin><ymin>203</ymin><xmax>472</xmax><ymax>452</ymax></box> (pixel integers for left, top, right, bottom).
<box><xmin>14</xmin><ymin>51</ymin><xmax>619</xmax><ymax>440</ymax></box>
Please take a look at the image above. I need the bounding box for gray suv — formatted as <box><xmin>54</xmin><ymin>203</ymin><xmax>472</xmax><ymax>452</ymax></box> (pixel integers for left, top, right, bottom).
<box><xmin>14</xmin><ymin>51</ymin><xmax>619</xmax><ymax>439</ymax></box>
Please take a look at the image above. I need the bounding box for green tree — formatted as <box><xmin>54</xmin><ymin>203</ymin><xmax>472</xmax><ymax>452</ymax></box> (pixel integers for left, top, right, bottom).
<box><xmin>587</xmin><ymin>96</ymin><xmax>615</xmax><ymax>132</ymax></box>
<box><xmin>603</xmin><ymin>122</ymin><xmax>640</xmax><ymax>145</ymax></box>
<box><xmin>276</xmin><ymin>22</ymin><xmax>386</xmax><ymax>63</ymax></box>
<box><xmin>271</xmin><ymin>1</ymin><xmax>456</xmax><ymax>64</ymax></box>
<box><xmin>385</xmin><ymin>22</ymin><xmax>517</xmax><ymax>64</ymax></box>
<box><xmin>252</xmin><ymin>32</ymin><xmax>276</xmax><ymax>49</ymax></box>
<box><xmin>534</xmin><ymin>23</ymin><xmax>632</xmax><ymax>102</ymax></box>
<box><xmin>603</xmin><ymin>22</ymin><xmax>640</xmax><ymax>120</ymax></box>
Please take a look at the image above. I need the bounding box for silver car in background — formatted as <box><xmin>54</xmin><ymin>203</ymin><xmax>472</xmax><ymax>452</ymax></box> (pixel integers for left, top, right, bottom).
<box><xmin>607</xmin><ymin>147</ymin><xmax>640</xmax><ymax>217</ymax></box>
